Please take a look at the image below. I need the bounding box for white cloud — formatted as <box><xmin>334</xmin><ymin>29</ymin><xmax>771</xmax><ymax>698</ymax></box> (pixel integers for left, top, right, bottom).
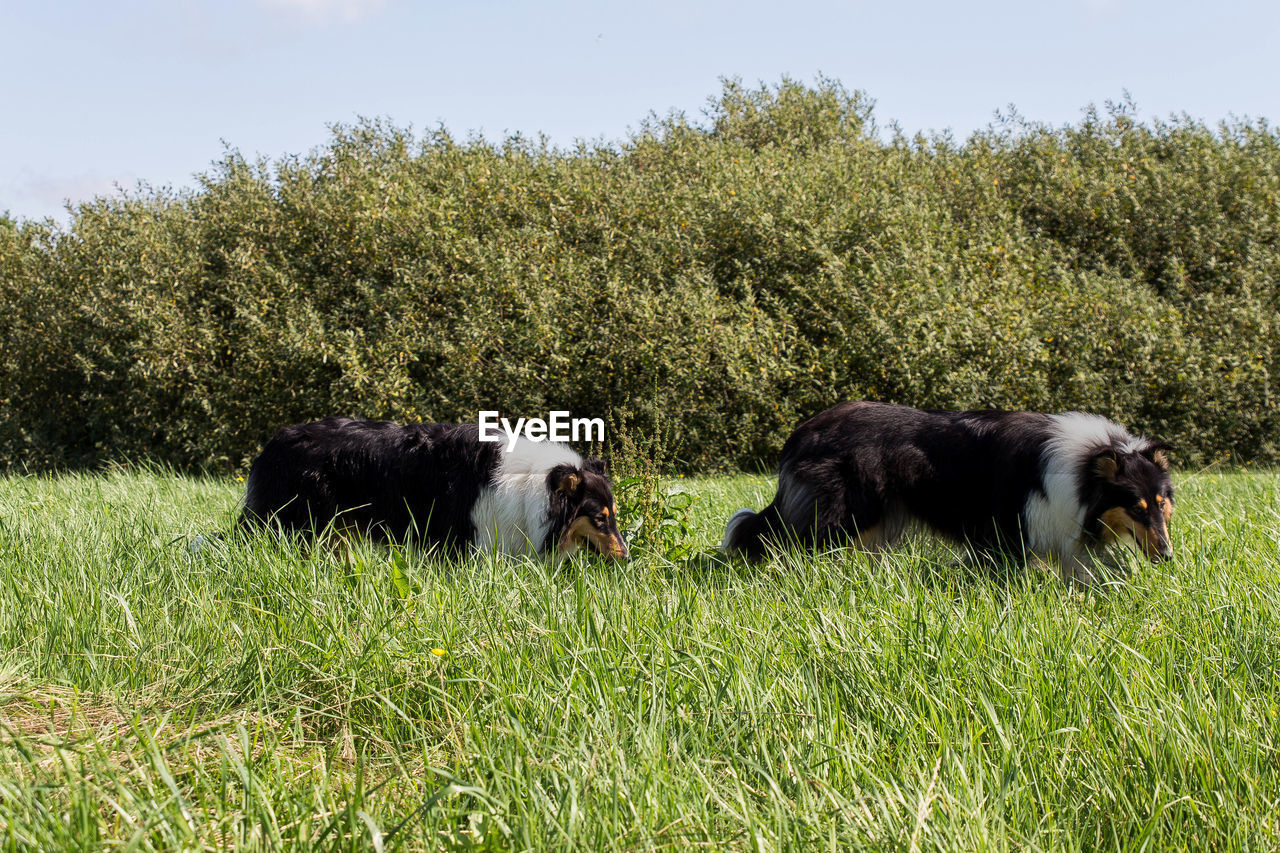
<box><xmin>3</xmin><ymin>171</ymin><xmax>140</xmax><ymax>221</ymax></box>
<box><xmin>259</xmin><ymin>0</ymin><xmax>389</xmax><ymax>24</ymax></box>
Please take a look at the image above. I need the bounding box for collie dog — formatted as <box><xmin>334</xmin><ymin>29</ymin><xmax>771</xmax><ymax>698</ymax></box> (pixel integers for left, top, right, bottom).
<box><xmin>241</xmin><ymin>417</ymin><xmax>628</xmax><ymax>560</ymax></box>
<box><xmin>721</xmin><ymin>402</ymin><xmax>1174</xmax><ymax>583</ymax></box>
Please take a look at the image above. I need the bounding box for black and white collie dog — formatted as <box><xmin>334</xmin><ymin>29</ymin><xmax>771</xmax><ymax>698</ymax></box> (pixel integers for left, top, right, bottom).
<box><xmin>721</xmin><ymin>402</ymin><xmax>1174</xmax><ymax>583</ymax></box>
<box><xmin>240</xmin><ymin>417</ymin><xmax>628</xmax><ymax>560</ymax></box>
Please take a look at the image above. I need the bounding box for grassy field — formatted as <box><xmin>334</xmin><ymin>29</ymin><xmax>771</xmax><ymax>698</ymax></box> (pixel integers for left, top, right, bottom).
<box><xmin>1</xmin><ymin>468</ymin><xmax>1278</xmax><ymax>851</ymax></box>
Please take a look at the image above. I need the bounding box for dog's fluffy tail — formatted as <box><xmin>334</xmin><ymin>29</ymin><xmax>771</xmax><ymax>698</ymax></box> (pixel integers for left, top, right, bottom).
<box><xmin>722</xmin><ymin>463</ymin><xmax>819</xmax><ymax>560</ymax></box>
<box><xmin>720</xmin><ymin>504</ymin><xmax>782</xmax><ymax>560</ymax></box>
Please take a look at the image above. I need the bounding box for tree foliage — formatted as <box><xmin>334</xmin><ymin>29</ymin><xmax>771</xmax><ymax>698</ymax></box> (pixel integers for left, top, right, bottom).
<box><xmin>3</xmin><ymin>79</ymin><xmax>1277</xmax><ymax>471</ymax></box>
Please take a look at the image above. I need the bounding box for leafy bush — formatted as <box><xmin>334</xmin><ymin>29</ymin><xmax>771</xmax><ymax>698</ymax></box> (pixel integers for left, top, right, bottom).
<box><xmin>2</xmin><ymin>79</ymin><xmax>1278</xmax><ymax>471</ymax></box>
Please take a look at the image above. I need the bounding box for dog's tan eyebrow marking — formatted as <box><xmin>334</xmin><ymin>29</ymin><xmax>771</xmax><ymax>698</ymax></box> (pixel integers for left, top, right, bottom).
<box><xmin>1155</xmin><ymin>495</ymin><xmax>1164</xmax><ymax>506</ymax></box>
<box><xmin>1138</xmin><ymin>499</ymin><xmax>1148</xmax><ymax>511</ymax></box>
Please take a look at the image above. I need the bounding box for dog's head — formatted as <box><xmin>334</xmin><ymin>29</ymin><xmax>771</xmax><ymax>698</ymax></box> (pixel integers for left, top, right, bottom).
<box><xmin>546</xmin><ymin>459</ymin><xmax>629</xmax><ymax>560</ymax></box>
<box><xmin>1085</xmin><ymin>442</ymin><xmax>1175</xmax><ymax>562</ymax></box>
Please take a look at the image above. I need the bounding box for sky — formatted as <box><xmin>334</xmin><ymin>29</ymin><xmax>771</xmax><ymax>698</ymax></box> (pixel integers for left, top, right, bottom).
<box><xmin>2</xmin><ymin>0</ymin><xmax>1278</xmax><ymax>223</ymax></box>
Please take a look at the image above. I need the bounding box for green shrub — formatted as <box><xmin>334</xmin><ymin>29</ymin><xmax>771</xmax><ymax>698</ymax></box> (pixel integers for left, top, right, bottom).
<box><xmin>2</xmin><ymin>79</ymin><xmax>1278</xmax><ymax>471</ymax></box>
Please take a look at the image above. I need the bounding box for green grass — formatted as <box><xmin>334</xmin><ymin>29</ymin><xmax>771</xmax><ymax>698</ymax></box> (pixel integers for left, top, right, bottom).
<box><xmin>1</xmin><ymin>468</ymin><xmax>1279</xmax><ymax>851</ymax></box>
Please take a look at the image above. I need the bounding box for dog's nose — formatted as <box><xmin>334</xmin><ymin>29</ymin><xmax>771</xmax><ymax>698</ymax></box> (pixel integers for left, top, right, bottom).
<box><xmin>609</xmin><ymin>535</ymin><xmax>630</xmax><ymax>561</ymax></box>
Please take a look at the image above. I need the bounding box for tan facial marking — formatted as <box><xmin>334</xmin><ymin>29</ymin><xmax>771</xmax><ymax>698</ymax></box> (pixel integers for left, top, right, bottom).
<box><xmin>1101</xmin><ymin>506</ymin><xmax>1167</xmax><ymax>561</ymax></box>
<box><xmin>1099</xmin><ymin>507</ymin><xmax>1132</xmax><ymax>545</ymax></box>
<box><xmin>604</xmin><ymin>533</ymin><xmax>628</xmax><ymax>559</ymax></box>
<box><xmin>1133</xmin><ymin>520</ymin><xmax>1164</xmax><ymax>560</ymax></box>
<box><xmin>559</xmin><ymin>516</ymin><xmax>594</xmax><ymax>553</ymax></box>
<box><xmin>1138</xmin><ymin>499</ymin><xmax>1148</xmax><ymax>511</ymax></box>
<box><xmin>559</xmin><ymin>515</ymin><xmax>628</xmax><ymax>559</ymax></box>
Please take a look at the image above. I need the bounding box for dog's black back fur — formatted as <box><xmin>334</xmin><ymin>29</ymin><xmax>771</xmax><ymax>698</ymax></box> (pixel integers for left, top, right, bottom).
<box><xmin>241</xmin><ymin>417</ymin><xmax>500</xmax><ymax>548</ymax></box>
<box><xmin>786</xmin><ymin>403</ymin><xmax>1051</xmax><ymax>551</ymax></box>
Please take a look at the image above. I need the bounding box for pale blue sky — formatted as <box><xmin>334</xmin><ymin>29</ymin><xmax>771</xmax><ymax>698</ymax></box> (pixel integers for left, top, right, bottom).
<box><xmin>3</xmin><ymin>0</ymin><xmax>1278</xmax><ymax>222</ymax></box>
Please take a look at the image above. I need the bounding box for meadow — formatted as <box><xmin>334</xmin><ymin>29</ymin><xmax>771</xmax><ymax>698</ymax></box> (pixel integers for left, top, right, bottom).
<box><xmin>2</xmin><ymin>467</ymin><xmax>1278</xmax><ymax>851</ymax></box>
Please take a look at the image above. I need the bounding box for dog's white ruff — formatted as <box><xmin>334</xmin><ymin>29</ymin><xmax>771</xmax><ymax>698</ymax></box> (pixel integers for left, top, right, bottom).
<box><xmin>1024</xmin><ymin>411</ymin><xmax>1135</xmax><ymax>581</ymax></box>
<box><xmin>470</xmin><ymin>438</ymin><xmax>582</xmax><ymax>556</ymax></box>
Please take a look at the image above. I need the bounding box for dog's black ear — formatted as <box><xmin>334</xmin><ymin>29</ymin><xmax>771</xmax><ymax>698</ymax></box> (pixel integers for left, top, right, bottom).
<box><xmin>1142</xmin><ymin>442</ymin><xmax>1172</xmax><ymax>471</ymax></box>
<box><xmin>1092</xmin><ymin>449</ymin><xmax>1120</xmax><ymax>481</ymax></box>
<box><xmin>548</xmin><ymin>464</ymin><xmax>583</xmax><ymax>496</ymax></box>
<box><xmin>583</xmin><ymin>458</ymin><xmax>608</xmax><ymax>477</ymax></box>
